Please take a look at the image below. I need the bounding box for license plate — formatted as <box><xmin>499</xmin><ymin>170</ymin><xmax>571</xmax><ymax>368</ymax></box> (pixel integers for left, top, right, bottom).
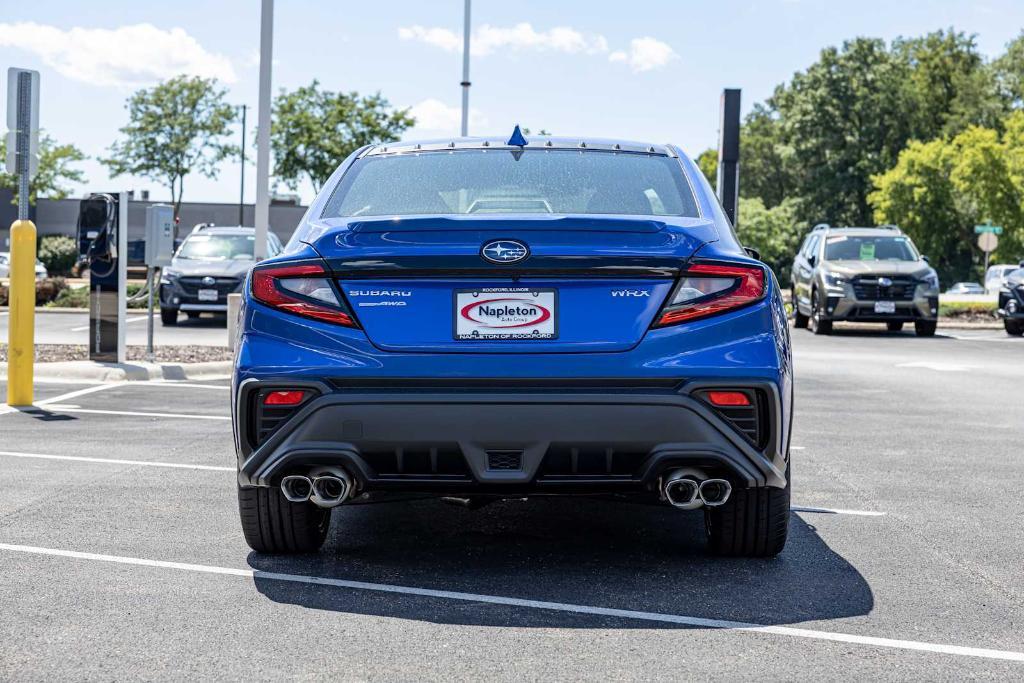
<box><xmin>874</xmin><ymin>301</ymin><xmax>896</xmax><ymax>314</ymax></box>
<box><xmin>455</xmin><ymin>288</ymin><xmax>557</xmax><ymax>340</ymax></box>
<box><xmin>197</xmin><ymin>289</ymin><xmax>219</xmax><ymax>302</ymax></box>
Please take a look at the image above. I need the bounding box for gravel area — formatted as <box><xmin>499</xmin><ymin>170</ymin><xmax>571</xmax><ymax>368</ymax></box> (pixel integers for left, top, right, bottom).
<box><xmin>0</xmin><ymin>344</ymin><xmax>233</xmax><ymax>363</ymax></box>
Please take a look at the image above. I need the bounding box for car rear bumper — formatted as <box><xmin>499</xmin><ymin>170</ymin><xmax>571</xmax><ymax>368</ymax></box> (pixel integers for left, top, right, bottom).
<box><xmin>234</xmin><ymin>378</ymin><xmax>790</xmax><ymax>494</ymax></box>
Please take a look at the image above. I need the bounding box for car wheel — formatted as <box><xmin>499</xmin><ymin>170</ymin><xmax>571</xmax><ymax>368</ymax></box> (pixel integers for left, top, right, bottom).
<box><xmin>809</xmin><ymin>289</ymin><xmax>832</xmax><ymax>335</ymax></box>
<box><xmin>792</xmin><ymin>290</ymin><xmax>808</xmax><ymax>329</ymax></box>
<box><xmin>886</xmin><ymin>321</ymin><xmax>904</xmax><ymax>332</ymax></box>
<box><xmin>1005</xmin><ymin>319</ymin><xmax>1024</xmax><ymax>336</ymax></box>
<box><xmin>238</xmin><ymin>485</ymin><xmax>330</xmax><ymax>554</ymax></box>
<box><xmin>160</xmin><ymin>307</ymin><xmax>179</xmax><ymax>326</ymax></box>
<box><xmin>705</xmin><ymin>464</ymin><xmax>790</xmax><ymax>557</ymax></box>
<box><xmin>914</xmin><ymin>320</ymin><xmax>937</xmax><ymax>337</ymax></box>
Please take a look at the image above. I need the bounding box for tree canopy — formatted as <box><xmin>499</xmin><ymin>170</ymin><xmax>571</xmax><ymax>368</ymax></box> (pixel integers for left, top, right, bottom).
<box><xmin>270</xmin><ymin>81</ymin><xmax>414</xmax><ymax>193</ymax></box>
<box><xmin>0</xmin><ymin>134</ymin><xmax>86</xmax><ymax>205</ymax></box>
<box><xmin>102</xmin><ymin>75</ymin><xmax>238</xmax><ymax>218</ymax></box>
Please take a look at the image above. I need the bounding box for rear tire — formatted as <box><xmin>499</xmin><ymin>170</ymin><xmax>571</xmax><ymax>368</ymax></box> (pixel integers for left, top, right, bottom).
<box><xmin>914</xmin><ymin>320</ymin><xmax>937</xmax><ymax>337</ymax></box>
<box><xmin>705</xmin><ymin>468</ymin><xmax>790</xmax><ymax>557</ymax></box>
<box><xmin>238</xmin><ymin>485</ymin><xmax>330</xmax><ymax>554</ymax></box>
<box><xmin>160</xmin><ymin>307</ymin><xmax>178</xmax><ymax>326</ymax></box>
<box><xmin>1005</xmin><ymin>319</ymin><xmax>1024</xmax><ymax>336</ymax></box>
<box><xmin>809</xmin><ymin>290</ymin><xmax>832</xmax><ymax>335</ymax></box>
<box><xmin>886</xmin><ymin>321</ymin><xmax>904</xmax><ymax>332</ymax></box>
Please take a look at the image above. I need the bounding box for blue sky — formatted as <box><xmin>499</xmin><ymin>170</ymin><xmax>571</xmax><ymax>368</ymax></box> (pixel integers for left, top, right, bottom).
<box><xmin>3</xmin><ymin>0</ymin><xmax>1023</xmax><ymax>206</ymax></box>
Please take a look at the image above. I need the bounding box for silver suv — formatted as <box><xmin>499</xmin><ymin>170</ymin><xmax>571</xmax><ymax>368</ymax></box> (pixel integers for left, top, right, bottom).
<box><xmin>790</xmin><ymin>224</ymin><xmax>940</xmax><ymax>336</ymax></box>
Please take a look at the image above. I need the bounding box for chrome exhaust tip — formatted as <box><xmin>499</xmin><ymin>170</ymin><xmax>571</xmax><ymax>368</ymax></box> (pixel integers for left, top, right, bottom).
<box><xmin>280</xmin><ymin>475</ymin><xmax>313</xmax><ymax>503</ymax></box>
<box><xmin>309</xmin><ymin>467</ymin><xmax>354</xmax><ymax>508</ymax></box>
<box><xmin>662</xmin><ymin>468</ymin><xmax>703</xmax><ymax>510</ymax></box>
<box><xmin>698</xmin><ymin>478</ymin><xmax>732</xmax><ymax>507</ymax></box>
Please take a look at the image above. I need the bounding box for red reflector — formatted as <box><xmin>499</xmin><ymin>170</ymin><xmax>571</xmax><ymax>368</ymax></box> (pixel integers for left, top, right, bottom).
<box><xmin>264</xmin><ymin>390</ymin><xmax>306</xmax><ymax>406</ymax></box>
<box><xmin>706</xmin><ymin>391</ymin><xmax>751</xmax><ymax>407</ymax></box>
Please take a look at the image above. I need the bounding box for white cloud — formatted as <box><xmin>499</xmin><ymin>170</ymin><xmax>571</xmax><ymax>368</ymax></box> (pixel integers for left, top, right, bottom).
<box><xmin>608</xmin><ymin>37</ymin><xmax>678</xmax><ymax>72</ymax></box>
<box><xmin>408</xmin><ymin>98</ymin><xmax>486</xmax><ymax>135</ymax></box>
<box><xmin>0</xmin><ymin>22</ymin><xmax>237</xmax><ymax>86</ymax></box>
<box><xmin>399</xmin><ymin>22</ymin><xmax>608</xmax><ymax>57</ymax></box>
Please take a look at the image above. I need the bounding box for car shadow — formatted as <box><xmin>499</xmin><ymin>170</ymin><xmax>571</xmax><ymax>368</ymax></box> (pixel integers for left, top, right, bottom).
<box><xmin>248</xmin><ymin>497</ymin><xmax>872</xmax><ymax>628</ymax></box>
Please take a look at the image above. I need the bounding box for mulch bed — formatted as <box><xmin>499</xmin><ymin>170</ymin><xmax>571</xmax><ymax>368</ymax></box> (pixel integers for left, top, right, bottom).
<box><xmin>0</xmin><ymin>344</ymin><xmax>233</xmax><ymax>363</ymax></box>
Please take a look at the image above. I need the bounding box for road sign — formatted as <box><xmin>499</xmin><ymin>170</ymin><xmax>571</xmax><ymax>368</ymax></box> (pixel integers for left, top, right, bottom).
<box><xmin>6</xmin><ymin>68</ymin><xmax>40</xmax><ymax>178</ymax></box>
<box><xmin>974</xmin><ymin>224</ymin><xmax>1003</xmax><ymax>235</ymax></box>
<box><xmin>977</xmin><ymin>232</ymin><xmax>998</xmax><ymax>253</ymax></box>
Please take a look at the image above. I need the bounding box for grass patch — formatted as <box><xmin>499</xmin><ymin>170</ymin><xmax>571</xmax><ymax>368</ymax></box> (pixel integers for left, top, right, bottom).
<box><xmin>939</xmin><ymin>300</ymin><xmax>997</xmax><ymax>321</ymax></box>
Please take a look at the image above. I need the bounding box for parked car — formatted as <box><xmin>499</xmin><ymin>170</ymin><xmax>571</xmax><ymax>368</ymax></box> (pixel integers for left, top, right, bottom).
<box><xmin>945</xmin><ymin>282</ymin><xmax>985</xmax><ymax>295</ymax></box>
<box><xmin>159</xmin><ymin>225</ymin><xmax>283</xmax><ymax>325</ymax></box>
<box><xmin>985</xmin><ymin>264</ymin><xmax>1020</xmax><ymax>294</ymax></box>
<box><xmin>790</xmin><ymin>224</ymin><xmax>939</xmax><ymax>336</ymax></box>
<box><xmin>997</xmin><ymin>262</ymin><xmax>1024</xmax><ymax>336</ymax></box>
<box><xmin>0</xmin><ymin>252</ymin><xmax>48</xmax><ymax>279</ymax></box>
<box><xmin>232</xmin><ymin>133</ymin><xmax>794</xmax><ymax>557</ymax></box>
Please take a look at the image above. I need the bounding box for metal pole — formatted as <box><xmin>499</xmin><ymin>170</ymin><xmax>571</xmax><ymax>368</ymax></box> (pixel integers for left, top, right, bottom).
<box><xmin>460</xmin><ymin>0</ymin><xmax>471</xmax><ymax>137</ymax></box>
<box><xmin>146</xmin><ymin>266</ymin><xmax>155</xmax><ymax>362</ymax></box>
<box><xmin>239</xmin><ymin>104</ymin><xmax>247</xmax><ymax>225</ymax></box>
<box><xmin>254</xmin><ymin>0</ymin><xmax>273</xmax><ymax>261</ymax></box>
<box><xmin>8</xmin><ymin>70</ymin><xmax>36</xmax><ymax>405</ymax></box>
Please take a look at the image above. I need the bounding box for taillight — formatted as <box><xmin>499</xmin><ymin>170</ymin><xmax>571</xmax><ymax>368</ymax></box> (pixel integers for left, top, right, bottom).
<box><xmin>655</xmin><ymin>262</ymin><xmax>765</xmax><ymax>326</ymax></box>
<box><xmin>705</xmin><ymin>390</ymin><xmax>751</xmax><ymax>407</ymax></box>
<box><xmin>263</xmin><ymin>390</ymin><xmax>306</xmax><ymax>406</ymax></box>
<box><xmin>251</xmin><ymin>263</ymin><xmax>357</xmax><ymax>327</ymax></box>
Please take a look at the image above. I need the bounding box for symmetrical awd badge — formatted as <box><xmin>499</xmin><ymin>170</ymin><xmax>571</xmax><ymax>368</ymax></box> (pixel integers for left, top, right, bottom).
<box><xmin>480</xmin><ymin>240</ymin><xmax>529</xmax><ymax>264</ymax></box>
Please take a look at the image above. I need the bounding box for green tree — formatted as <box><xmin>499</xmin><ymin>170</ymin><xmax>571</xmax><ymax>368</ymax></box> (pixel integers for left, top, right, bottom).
<box><xmin>994</xmin><ymin>31</ymin><xmax>1024</xmax><ymax>107</ymax></box>
<box><xmin>102</xmin><ymin>75</ymin><xmax>238</xmax><ymax>218</ymax></box>
<box><xmin>0</xmin><ymin>134</ymin><xmax>86</xmax><ymax>205</ymax></box>
<box><xmin>869</xmin><ymin>111</ymin><xmax>1024</xmax><ymax>282</ymax></box>
<box><xmin>695</xmin><ymin>148</ymin><xmax>717</xmax><ymax>185</ymax></box>
<box><xmin>739</xmin><ymin>104</ymin><xmax>796</xmax><ymax>209</ymax></box>
<box><xmin>770</xmin><ymin>38</ymin><xmax>914</xmax><ymax>226</ymax></box>
<box><xmin>736</xmin><ymin>197</ymin><xmax>805</xmax><ymax>287</ymax></box>
<box><xmin>271</xmin><ymin>81</ymin><xmax>414</xmax><ymax>193</ymax></box>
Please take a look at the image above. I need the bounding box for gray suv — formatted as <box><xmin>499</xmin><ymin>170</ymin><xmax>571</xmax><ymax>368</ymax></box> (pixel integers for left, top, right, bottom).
<box><xmin>159</xmin><ymin>225</ymin><xmax>283</xmax><ymax>325</ymax></box>
<box><xmin>791</xmin><ymin>224</ymin><xmax>940</xmax><ymax>336</ymax></box>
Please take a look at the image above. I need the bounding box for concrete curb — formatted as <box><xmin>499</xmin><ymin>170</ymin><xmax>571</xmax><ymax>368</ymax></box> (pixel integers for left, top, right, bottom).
<box><xmin>0</xmin><ymin>360</ymin><xmax>232</xmax><ymax>382</ymax></box>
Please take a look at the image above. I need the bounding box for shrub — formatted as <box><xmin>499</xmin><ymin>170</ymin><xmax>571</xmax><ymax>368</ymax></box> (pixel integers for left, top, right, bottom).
<box><xmin>35</xmin><ymin>277</ymin><xmax>68</xmax><ymax>305</ymax></box>
<box><xmin>51</xmin><ymin>284</ymin><xmax>88</xmax><ymax>308</ymax></box>
<box><xmin>37</xmin><ymin>235</ymin><xmax>79</xmax><ymax>277</ymax></box>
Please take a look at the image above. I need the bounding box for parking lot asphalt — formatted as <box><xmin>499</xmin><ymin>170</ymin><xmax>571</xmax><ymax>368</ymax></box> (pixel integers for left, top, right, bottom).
<box><xmin>0</xmin><ymin>310</ymin><xmax>229</xmax><ymax>347</ymax></box>
<box><xmin>1</xmin><ymin>326</ymin><xmax>1023</xmax><ymax>680</ymax></box>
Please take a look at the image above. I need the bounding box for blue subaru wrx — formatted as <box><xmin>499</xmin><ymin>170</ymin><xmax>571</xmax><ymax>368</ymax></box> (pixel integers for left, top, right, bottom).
<box><xmin>232</xmin><ymin>133</ymin><xmax>793</xmax><ymax>557</ymax></box>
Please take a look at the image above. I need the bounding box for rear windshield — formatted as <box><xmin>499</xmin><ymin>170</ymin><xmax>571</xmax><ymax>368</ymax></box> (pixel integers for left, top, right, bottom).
<box><xmin>321</xmin><ymin>149</ymin><xmax>700</xmax><ymax>218</ymax></box>
<box><xmin>824</xmin><ymin>235</ymin><xmax>919</xmax><ymax>261</ymax></box>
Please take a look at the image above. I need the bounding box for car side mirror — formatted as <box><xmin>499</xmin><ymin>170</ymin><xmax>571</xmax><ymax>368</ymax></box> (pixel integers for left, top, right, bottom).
<box><xmin>807</xmin><ymin>254</ymin><xmax>817</xmax><ymax>267</ymax></box>
<box><xmin>921</xmin><ymin>255</ymin><xmax>930</xmax><ymax>264</ymax></box>
<box><xmin>744</xmin><ymin>246</ymin><xmax>761</xmax><ymax>261</ymax></box>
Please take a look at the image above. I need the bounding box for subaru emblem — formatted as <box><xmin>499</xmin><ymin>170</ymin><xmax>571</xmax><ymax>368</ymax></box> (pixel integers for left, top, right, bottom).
<box><xmin>481</xmin><ymin>240</ymin><xmax>529</xmax><ymax>264</ymax></box>
<box><xmin>877</xmin><ymin>277</ymin><xmax>893</xmax><ymax>287</ymax></box>
<box><xmin>202</xmin><ymin>276</ymin><xmax>216</xmax><ymax>286</ymax></box>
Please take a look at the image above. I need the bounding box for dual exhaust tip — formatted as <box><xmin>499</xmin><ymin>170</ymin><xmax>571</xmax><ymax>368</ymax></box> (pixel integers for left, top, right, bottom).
<box><xmin>662</xmin><ymin>468</ymin><xmax>732</xmax><ymax>510</ymax></box>
<box><xmin>280</xmin><ymin>467</ymin><xmax>354</xmax><ymax>508</ymax></box>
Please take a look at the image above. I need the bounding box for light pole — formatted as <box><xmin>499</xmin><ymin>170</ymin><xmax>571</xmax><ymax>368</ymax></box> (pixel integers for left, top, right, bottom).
<box><xmin>254</xmin><ymin>0</ymin><xmax>273</xmax><ymax>260</ymax></box>
<box><xmin>238</xmin><ymin>103</ymin><xmax>247</xmax><ymax>226</ymax></box>
<box><xmin>460</xmin><ymin>0</ymin><xmax>471</xmax><ymax>137</ymax></box>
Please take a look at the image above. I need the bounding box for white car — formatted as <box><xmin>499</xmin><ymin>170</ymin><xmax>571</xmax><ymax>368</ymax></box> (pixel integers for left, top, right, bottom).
<box><xmin>945</xmin><ymin>282</ymin><xmax>985</xmax><ymax>295</ymax></box>
<box><xmin>0</xmin><ymin>252</ymin><xmax>49</xmax><ymax>279</ymax></box>
<box><xmin>985</xmin><ymin>264</ymin><xmax>1020</xmax><ymax>294</ymax></box>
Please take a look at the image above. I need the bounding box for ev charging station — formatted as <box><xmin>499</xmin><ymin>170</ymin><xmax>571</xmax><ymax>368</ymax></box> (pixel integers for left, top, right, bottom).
<box><xmin>76</xmin><ymin>192</ymin><xmax>128</xmax><ymax>363</ymax></box>
<box><xmin>144</xmin><ymin>204</ymin><xmax>175</xmax><ymax>360</ymax></box>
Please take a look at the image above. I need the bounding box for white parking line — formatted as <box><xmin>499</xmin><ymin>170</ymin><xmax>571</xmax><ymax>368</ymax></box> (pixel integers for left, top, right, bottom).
<box><xmin>0</xmin><ymin>383</ymin><xmax>116</xmax><ymax>415</ymax></box>
<box><xmin>791</xmin><ymin>506</ymin><xmax>886</xmax><ymax>517</ymax></box>
<box><xmin>0</xmin><ymin>542</ymin><xmax>1020</xmax><ymax>663</ymax></box>
<box><xmin>0</xmin><ymin>450</ymin><xmax>234</xmax><ymax>471</ymax></box>
<box><xmin>44</xmin><ymin>407</ymin><xmax>231</xmax><ymax>420</ymax></box>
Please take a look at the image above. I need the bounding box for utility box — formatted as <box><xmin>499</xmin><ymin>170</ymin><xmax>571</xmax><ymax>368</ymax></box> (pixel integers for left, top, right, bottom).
<box><xmin>144</xmin><ymin>204</ymin><xmax>175</xmax><ymax>267</ymax></box>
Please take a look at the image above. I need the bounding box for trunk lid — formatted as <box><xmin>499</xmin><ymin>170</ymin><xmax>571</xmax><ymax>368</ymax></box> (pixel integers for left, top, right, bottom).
<box><xmin>305</xmin><ymin>215</ymin><xmax>717</xmax><ymax>353</ymax></box>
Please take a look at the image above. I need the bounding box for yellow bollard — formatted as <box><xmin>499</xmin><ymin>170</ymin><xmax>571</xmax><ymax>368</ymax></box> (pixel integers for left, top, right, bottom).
<box><xmin>6</xmin><ymin>219</ymin><xmax>36</xmax><ymax>406</ymax></box>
